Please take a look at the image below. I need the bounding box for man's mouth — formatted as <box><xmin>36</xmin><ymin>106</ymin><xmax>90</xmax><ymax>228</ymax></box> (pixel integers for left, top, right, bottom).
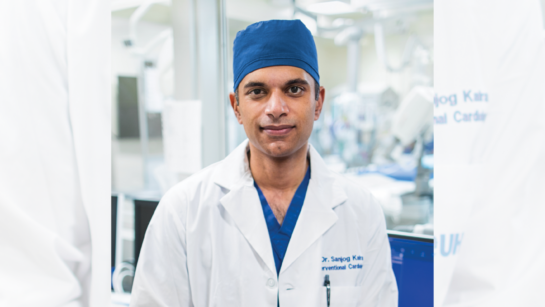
<box><xmin>261</xmin><ymin>125</ymin><xmax>295</xmax><ymax>136</ymax></box>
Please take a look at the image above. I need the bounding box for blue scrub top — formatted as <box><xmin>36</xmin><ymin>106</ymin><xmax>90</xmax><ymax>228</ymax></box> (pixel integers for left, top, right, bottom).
<box><xmin>254</xmin><ymin>166</ymin><xmax>311</xmax><ymax>275</ymax></box>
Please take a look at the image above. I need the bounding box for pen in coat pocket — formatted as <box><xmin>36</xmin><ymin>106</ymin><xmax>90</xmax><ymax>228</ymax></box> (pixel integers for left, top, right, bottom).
<box><xmin>324</xmin><ymin>275</ymin><xmax>330</xmax><ymax>307</ymax></box>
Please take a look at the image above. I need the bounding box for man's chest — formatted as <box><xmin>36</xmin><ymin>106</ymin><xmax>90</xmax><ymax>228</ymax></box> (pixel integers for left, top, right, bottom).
<box><xmin>186</xmin><ymin>209</ymin><xmax>369</xmax><ymax>283</ymax></box>
<box><xmin>260</xmin><ymin>188</ymin><xmax>297</xmax><ymax>224</ymax></box>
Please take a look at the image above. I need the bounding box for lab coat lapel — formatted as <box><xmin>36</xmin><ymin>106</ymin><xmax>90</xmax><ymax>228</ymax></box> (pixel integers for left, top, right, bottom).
<box><xmin>214</xmin><ymin>140</ymin><xmax>277</xmax><ymax>276</ymax></box>
<box><xmin>280</xmin><ymin>145</ymin><xmax>347</xmax><ymax>275</ymax></box>
<box><xmin>219</xmin><ymin>184</ymin><xmax>277</xmax><ymax>276</ymax></box>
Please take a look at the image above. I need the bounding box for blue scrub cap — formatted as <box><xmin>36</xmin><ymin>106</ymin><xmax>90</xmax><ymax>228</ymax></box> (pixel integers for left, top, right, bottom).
<box><xmin>232</xmin><ymin>19</ymin><xmax>320</xmax><ymax>92</ymax></box>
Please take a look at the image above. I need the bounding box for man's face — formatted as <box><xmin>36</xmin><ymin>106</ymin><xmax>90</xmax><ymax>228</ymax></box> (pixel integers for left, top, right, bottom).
<box><xmin>229</xmin><ymin>66</ymin><xmax>325</xmax><ymax>158</ymax></box>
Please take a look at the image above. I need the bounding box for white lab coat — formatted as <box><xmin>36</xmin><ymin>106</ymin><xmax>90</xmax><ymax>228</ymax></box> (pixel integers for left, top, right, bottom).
<box><xmin>435</xmin><ymin>0</ymin><xmax>545</xmax><ymax>306</ymax></box>
<box><xmin>0</xmin><ymin>1</ymin><xmax>110</xmax><ymax>306</ymax></box>
<box><xmin>131</xmin><ymin>140</ymin><xmax>398</xmax><ymax>307</ymax></box>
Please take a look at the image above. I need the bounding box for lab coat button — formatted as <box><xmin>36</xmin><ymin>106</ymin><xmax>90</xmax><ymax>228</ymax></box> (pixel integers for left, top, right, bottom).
<box><xmin>266</xmin><ymin>278</ymin><xmax>276</xmax><ymax>288</ymax></box>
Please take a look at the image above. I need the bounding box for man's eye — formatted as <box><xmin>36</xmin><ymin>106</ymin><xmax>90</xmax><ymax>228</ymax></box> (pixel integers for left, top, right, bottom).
<box><xmin>251</xmin><ymin>89</ymin><xmax>262</xmax><ymax>95</ymax></box>
<box><xmin>289</xmin><ymin>86</ymin><xmax>301</xmax><ymax>94</ymax></box>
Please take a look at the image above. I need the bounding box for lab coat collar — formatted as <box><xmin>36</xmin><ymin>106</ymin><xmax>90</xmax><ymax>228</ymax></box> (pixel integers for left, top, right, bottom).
<box><xmin>213</xmin><ymin>139</ymin><xmax>254</xmax><ymax>191</ymax></box>
<box><xmin>213</xmin><ymin>139</ymin><xmax>348</xmax><ymax>277</ymax></box>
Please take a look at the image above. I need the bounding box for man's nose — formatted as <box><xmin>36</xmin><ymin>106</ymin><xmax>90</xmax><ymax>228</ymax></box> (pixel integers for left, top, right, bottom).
<box><xmin>265</xmin><ymin>89</ymin><xmax>289</xmax><ymax>119</ymax></box>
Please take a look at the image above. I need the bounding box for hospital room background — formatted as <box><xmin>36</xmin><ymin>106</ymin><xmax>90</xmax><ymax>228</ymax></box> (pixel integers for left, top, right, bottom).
<box><xmin>2</xmin><ymin>0</ymin><xmax>544</xmax><ymax>306</ymax></box>
<box><xmin>110</xmin><ymin>0</ymin><xmax>434</xmax><ymax>305</ymax></box>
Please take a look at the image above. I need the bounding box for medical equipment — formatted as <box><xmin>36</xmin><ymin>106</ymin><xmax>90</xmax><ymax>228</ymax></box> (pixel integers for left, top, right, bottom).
<box><xmin>112</xmin><ymin>261</ymin><xmax>135</xmax><ymax>294</ymax></box>
<box><xmin>298</xmin><ymin>0</ymin><xmax>433</xmax><ymax>169</ymax></box>
<box><xmin>112</xmin><ymin>193</ymin><xmax>135</xmax><ymax>294</ymax></box>
<box><xmin>123</xmin><ymin>1</ymin><xmax>174</xmax><ymax>191</ymax></box>
<box><xmin>391</xmin><ymin>86</ymin><xmax>433</xmax><ymax>147</ymax></box>
<box><xmin>390</xmin><ymin>86</ymin><xmax>434</xmax><ymax>196</ymax></box>
<box><xmin>111</xmin><ymin>195</ymin><xmax>160</xmax><ymax>294</ymax></box>
<box><xmin>112</xmin><ymin>195</ymin><xmax>119</xmax><ymax>275</ymax></box>
<box><xmin>134</xmin><ymin>199</ymin><xmax>160</xmax><ymax>267</ymax></box>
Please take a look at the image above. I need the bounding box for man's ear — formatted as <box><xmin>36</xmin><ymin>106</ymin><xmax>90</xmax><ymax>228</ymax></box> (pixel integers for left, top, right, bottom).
<box><xmin>229</xmin><ymin>92</ymin><xmax>243</xmax><ymax>124</ymax></box>
<box><xmin>314</xmin><ymin>86</ymin><xmax>325</xmax><ymax>121</ymax></box>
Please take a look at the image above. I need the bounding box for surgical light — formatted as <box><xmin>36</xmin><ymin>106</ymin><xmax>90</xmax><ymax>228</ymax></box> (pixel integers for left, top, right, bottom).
<box><xmin>294</xmin><ymin>12</ymin><xmax>318</xmax><ymax>35</ymax></box>
<box><xmin>305</xmin><ymin>1</ymin><xmax>355</xmax><ymax>15</ymax></box>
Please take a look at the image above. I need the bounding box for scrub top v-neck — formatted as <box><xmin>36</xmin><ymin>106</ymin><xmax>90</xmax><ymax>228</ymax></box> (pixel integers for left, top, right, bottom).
<box><xmin>254</xmin><ymin>166</ymin><xmax>311</xmax><ymax>276</ymax></box>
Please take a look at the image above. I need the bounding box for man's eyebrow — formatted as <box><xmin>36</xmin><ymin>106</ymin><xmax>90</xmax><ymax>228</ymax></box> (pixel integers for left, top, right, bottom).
<box><xmin>285</xmin><ymin>78</ymin><xmax>310</xmax><ymax>86</ymax></box>
<box><xmin>243</xmin><ymin>82</ymin><xmax>266</xmax><ymax>89</ymax></box>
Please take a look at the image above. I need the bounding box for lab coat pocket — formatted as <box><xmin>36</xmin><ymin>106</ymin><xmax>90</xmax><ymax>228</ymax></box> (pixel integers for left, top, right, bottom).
<box><xmin>211</xmin><ymin>278</ymin><xmax>245</xmax><ymax>307</ymax></box>
<box><xmin>320</xmin><ymin>286</ymin><xmax>364</xmax><ymax>306</ymax></box>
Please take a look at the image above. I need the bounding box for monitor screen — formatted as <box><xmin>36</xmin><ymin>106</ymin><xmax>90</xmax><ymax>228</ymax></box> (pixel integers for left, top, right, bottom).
<box><xmin>388</xmin><ymin>232</ymin><xmax>433</xmax><ymax>307</ymax></box>
<box><xmin>111</xmin><ymin>195</ymin><xmax>118</xmax><ymax>269</ymax></box>
<box><xmin>134</xmin><ymin>200</ymin><xmax>160</xmax><ymax>267</ymax></box>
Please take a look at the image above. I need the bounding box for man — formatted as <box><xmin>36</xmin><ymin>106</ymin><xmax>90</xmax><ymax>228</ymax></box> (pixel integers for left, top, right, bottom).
<box><xmin>131</xmin><ymin>20</ymin><xmax>397</xmax><ymax>306</ymax></box>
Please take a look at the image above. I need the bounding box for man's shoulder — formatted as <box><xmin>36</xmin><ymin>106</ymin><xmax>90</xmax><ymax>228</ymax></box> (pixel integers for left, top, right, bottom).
<box><xmin>160</xmin><ymin>161</ymin><xmax>222</xmax><ymax>206</ymax></box>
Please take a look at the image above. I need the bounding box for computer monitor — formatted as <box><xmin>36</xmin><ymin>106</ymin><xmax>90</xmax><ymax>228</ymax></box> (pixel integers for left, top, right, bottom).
<box><xmin>388</xmin><ymin>231</ymin><xmax>433</xmax><ymax>307</ymax></box>
<box><xmin>134</xmin><ymin>199</ymin><xmax>160</xmax><ymax>267</ymax></box>
<box><xmin>111</xmin><ymin>195</ymin><xmax>118</xmax><ymax>269</ymax></box>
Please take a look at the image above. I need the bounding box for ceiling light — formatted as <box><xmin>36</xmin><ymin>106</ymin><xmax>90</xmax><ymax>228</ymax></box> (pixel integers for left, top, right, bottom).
<box><xmin>294</xmin><ymin>12</ymin><xmax>318</xmax><ymax>35</ymax></box>
<box><xmin>305</xmin><ymin>1</ymin><xmax>355</xmax><ymax>15</ymax></box>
